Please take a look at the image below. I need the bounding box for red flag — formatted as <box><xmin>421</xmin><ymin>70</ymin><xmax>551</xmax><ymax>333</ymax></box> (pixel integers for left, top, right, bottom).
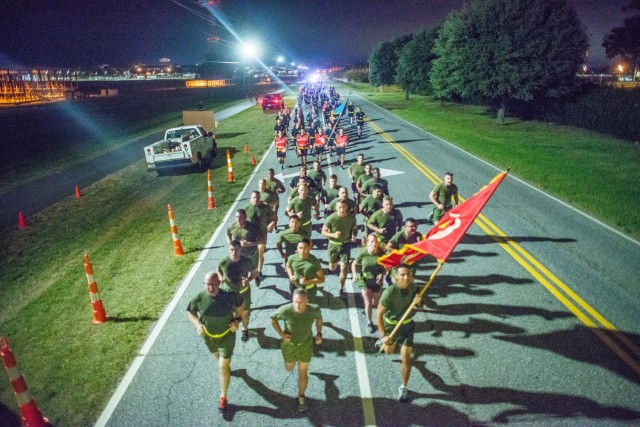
<box><xmin>378</xmin><ymin>171</ymin><xmax>507</xmax><ymax>268</ymax></box>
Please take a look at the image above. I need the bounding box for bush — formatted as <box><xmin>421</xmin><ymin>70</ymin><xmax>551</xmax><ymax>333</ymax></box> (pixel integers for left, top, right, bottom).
<box><xmin>345</xmin><ymin>69</ymin><xmax>369</xmax><ymax>83</ymax></box>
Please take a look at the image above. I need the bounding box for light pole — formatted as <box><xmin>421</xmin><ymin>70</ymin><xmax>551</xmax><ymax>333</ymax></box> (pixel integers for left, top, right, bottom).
<box><xmin>240</xmin><ymin>40</ymin><xmax>259</xmax><ymax>97</ymax></box>
<box><xmin>618</xmin><ymin>64</ymin><xmax>623</xmax><ymax>81</ymax></box>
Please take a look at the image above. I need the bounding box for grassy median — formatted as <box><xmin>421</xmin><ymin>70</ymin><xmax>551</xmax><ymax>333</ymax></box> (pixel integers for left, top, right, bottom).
<box><xmin>342</xmin><ymin>82</ymin><xmax>640</xmax><ymax>240</ymax></box>
<box><xmin>0</xmin><ymin>99</ymin><xmax>283</xmax><ymax>426</ymax></box>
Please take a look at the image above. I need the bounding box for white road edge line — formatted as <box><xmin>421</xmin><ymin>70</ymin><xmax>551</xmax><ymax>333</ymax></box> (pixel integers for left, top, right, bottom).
<box><xmin>94</xmin><ymin>141</ymin><xmax>273</xmax><ymax>427</ymax></box>
<box><xmin>354</xmin><ymin>93</ymin><xmax>640</xmax><ymax>247</ymax></box>
<box><xmin>346</xmin><ymin>279</ymin><xmax>377</xmax><ymax>427</ymax></box>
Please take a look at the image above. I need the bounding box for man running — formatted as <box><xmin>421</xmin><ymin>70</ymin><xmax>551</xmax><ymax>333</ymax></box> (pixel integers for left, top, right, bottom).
<box><xmin>428</xmin><ymin>171</ymin><xmax>459</xmax><ymax>224</ymax></box>
<box><xmin>286</xmin><ymin>238</ymin><xmax>324</xmax><ymax>301</ymax></box>
<box><xmin>377</xmin><ymin>264</ymin><xmax>422</xmax><ymax>403</ymax></box>
<box><xmin>187</xmin><ymin>272</ymin><xmax>243</xmax><ymax>413</ymax></box>
<box><xmin>295</xmin><ymin>127</ymin><xmax>310</xmax><ymax>167</ymax></box>
<box><xmin>245</xmin><ymin>191</ymin><xmax>276</xmax><ymax>282</ymax></box>
<box><xmin>217</xmin><ymin>240</ymin><xmax>257</xmax><ymax>343</ymax></box>
<box><xmin>271</xmin><ymin>289</ymin><xmax>323</xmax><ymax>412</ymax></box>
<box><xmin>321</xmin><ymin>199</ymin><xmax>359</xmax><ymax>297</ymax></box>
<box><xmin>352</xmin><ymin>235</ymin><xmax>386</xmax><ymax>333</ymax></box>
<box><xmin>226</xmin><ymin>209</ymin><xmax>265</xmax><ymax>286</ymax></box>
<box><xmin>366</xmin><ymin>196</ymin><xmax>403</xmax><ymax>244</ymax></box>
<box><xmin>313</xmin><ymin>127</ymin><xmax>328</xmax><ymax>164</ymax></box>
<box><xmin>274</xmin><ymin>130</ymin><xmax>288</xmax><ymax>170</ymax></box>
<box><xmin>286</xmin><ymin>183</ymin><xmax>319</xmax><ymax>239</ymax></box>
<box><xmin>334</xmin><ymin>127</ymin><xmax>348</xmax><ymax>169</ymax></box>
<box><xmin>348</xmin><ymin>154</ymin><xmax>367</xmax><ymax>208</ymax></box>
<box><xmin>355</xmin><ymin>107</ymin><xmax>366</xmax><ymax>138</ymax></box>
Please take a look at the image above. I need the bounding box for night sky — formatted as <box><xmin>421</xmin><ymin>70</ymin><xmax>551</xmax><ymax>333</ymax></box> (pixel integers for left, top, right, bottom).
<box><xmin>0</xmin><ymin>0</ymin><xmax>632</xmax><ymax>69</ymax></box>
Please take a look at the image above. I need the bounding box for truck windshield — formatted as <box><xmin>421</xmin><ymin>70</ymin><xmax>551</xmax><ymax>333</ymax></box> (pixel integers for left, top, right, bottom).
<box><xmin>166</xmin><ymin>129</ymin><xmax>199</xmax><ymax>140</ymax></box>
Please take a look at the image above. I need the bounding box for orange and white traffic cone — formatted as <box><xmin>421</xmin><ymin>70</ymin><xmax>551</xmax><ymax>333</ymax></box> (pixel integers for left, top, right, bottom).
<box><xmin>207</xmin><ymin>169</ymin><xmax>216</xmax><ymax>210</ymax></box>
<box><xmin>75</xmin><ymin>185</ymin><xmax>81</xmax><ymax>199</ymax></box>
<box><xmin>84</xmin><ymin>253</ymin><xmax>108</xmax><ymax>324</ymax></box>
<box><xmin>250</xmin><ymin>154</ymin><xmax>256</xmax><ymax>166</ymax></box>
<box><xmin>18</xmin><ymin>212</ymin><xmax>26</xmax><ymax>229</ymax></box>
<box><xmin>167</xmin><ymin>204</ymin><xmax>184</xmax><ymax>256</ymax></box>
<box><xmin>0</xmin><ymin>337</ymin><xmax>48</xmax><ymax>427</ymax></box>
<box><xmin>244</xmin><ymin>143</ymin><xmax>249</xmax><ymax>154</ymax></box>
<box><xmin>226</xmin><ymin>150</ymin><xmax>235</xmax><ymax>182</ymax></box>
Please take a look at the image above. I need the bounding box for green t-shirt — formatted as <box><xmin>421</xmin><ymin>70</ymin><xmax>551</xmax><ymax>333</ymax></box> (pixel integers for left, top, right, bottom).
<box><xmin>271</xmin><ymin>303</ymin><xmax>322</xmax><ymax>344</ymax></box>
<box><xmin>359</xmin><ymin>195</ymin><xmax>383</xmax><ymax>214</ymax></box>
<box><xmin>379</xmin><ymin>283</ymin><xmax>419</xmax><ymax>322</ymax></box>
<box><xmin>356</xmin><ymin>173</ymin><xmax>373</xmax><ymax>191</ymax></box>
<box><xmin>265</xmin><ymin>178</ymin><xmax>285</xmax><ymax>195</ymax></box>
<box><xmin>277</xmin><ymin>228</ymin><xmax>305</xmax><ymax>257</ymax></box>
<box><xmin>287</xmin><ymin>253</ymin><xmax>323</xmax><ymax>286</ymax></box>
<box><xmin>323</xmin><ymin>185</ymin><xmax>342</xmax><ymax>202</ymax></box>
<box><xmin>260</xmin><ymin>189</ymin><xmax>278</xmax><ymax>205</ymax></box>
<box><xmin>287</xmin><ymin>196</ymin><xmax>315</xmax><ymax>225</ymax></box>
<box><xmin>354</xmin><ymin>248</ymin><xmax>386</xmax><ymax>280</ymax></box>
<box><xmin>432</xmin><ymin>182</ymin><xmax>458</xmax><ymax>207</ymax></box>
<box><xmin>388</xmin><ymin>230</ymin><xmax>423</xmax><ymax>250</ymax></box>
<box><xmin>328</xmin><ymin>197</ymin><xmax>357</xmax><ymax>214</ymax></box>
<box><xmin>307</xmin><ymin>170</ymin><xmax>327</xmax><ymax>189</ymax></box>
<box><xmin>323</xmin><ymin>212</ymin><xmax>357</xmax><ymax>244</ymax></box>
<box><xmin>187</xmin><ymin>290</ymin><xmax>242</xmax><ymax>335</ymax></box>
<box><xmin>245</xmin><ymin>203</ymin><xmax>274</xmax><ymax>235</ymax></box>
<box><xmin>361</xmin><ymin>178</ymin><xmax>389</xmax><ymax>195</ymax></box>
<box><xmin>226</xmin><ymin>222</ymin><xmax>263</xmax><ymax>257</ymax></box>
<box><xmin>348</xmin><ymin>163</ymin><xmax>366</xmax><ymax>183</ymax></box>
<box><xmin>217</xmin><ymin>256</ymin><xmax>253</xmax><ymax>293</ymax></box>
<box><xmin>368</xmin><ymin>208</ymin><xmax>403</xmax><ymax>242</ymax></box>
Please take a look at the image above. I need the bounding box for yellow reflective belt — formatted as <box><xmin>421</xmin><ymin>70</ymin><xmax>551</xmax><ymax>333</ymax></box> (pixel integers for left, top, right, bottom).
<box><xmin>329</xmin><ymin>240</ymin><xmax>344</xmax><ymax>246</ymax></box>
<box><xmin>302</xmin><ymin>220</ymin><xmax>312</xmax><ymax>226</ymax></box>
<box><xmin>385</xmin><ymin>316</ymin><xmax>413</xmax><ymax>325</ymax></box>
<box><xmin>203</xmin><ymin>326</ymin><xmax>231</xmax><ymax>339</ymax></box>
<box><xmin>239</xmin><ymin>285</ymin><xmax>250</xmax><ymax>294</ymax></box>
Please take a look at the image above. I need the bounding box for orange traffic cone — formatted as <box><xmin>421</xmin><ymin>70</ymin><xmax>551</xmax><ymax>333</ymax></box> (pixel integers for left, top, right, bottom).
<box><xmin>83</xmin><ymin>253</ymin><xmax>108</xmax><ymax>324</ymax></box>
<box><xmin>75</xmin><ymin>185</ymin><xmax>81</xmax><ymax>199</ymax></box>
<box><xmin>18</xmin><ymin>212</ymin><xmax>26</xmax><ymax>229</ymax></box>
<box><xmin>251</xmin><ymin>154</ymin><xmax>256</xmax><ymax>166</ymax></box>
<box><xmin>0</xmin><ymin>337</ymin><xmax>48</xmax><ymax>427</ymax></box>
<box><xmin>207</xmin><ymin>169</ymin><xmax>216</xmax><ymax>210</ymax></box>
<box><xmin>167</xmin><ymin>204</ymin><xmax>184</xmax><ymax>256</ymax></box>
<box><xmin>226</xmin><ymin>150</ymin><xmax>235</xmax><ymax>182</ymax></box>
<box><xmin>244</xmin><ymin>144</ymin><xmax>249</xmax><ymax>154</ymax></box>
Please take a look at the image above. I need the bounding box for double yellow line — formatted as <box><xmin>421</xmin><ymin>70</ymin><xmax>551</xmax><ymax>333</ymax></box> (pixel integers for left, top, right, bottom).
<box><xmin>368</xmin><ymin>119</ymin><xmax>640</xmax><ymax>377</ymax></box>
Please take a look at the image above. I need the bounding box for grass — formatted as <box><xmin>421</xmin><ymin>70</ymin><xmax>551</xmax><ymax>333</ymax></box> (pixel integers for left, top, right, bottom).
<box><xmin>342</xmin><ymin>83</ymin><xmax>640</xmax><ymax>240</ymax></box>
<box><xmin>0</xmin><ymin>99</ymin><xmax>282</xmax><ymax>426</ymax></box>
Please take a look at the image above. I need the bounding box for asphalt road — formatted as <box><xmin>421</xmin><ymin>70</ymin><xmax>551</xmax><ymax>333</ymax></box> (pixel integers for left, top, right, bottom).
<box><xmin>92</xmin><ymin>91</ymin><xmax>640</xmax><ymax>426</ymax></box>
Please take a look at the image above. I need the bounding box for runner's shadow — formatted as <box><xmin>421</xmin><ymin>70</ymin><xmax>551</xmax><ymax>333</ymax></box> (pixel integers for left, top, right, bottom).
<box><xmin>423</xmin><ymin>299</ymin><xmax>572</xmax><ymax>321</ymax></box>
<box><xmin>259</xmin><ymin>284</ymin><xmax>291</xmax><ymax>301</ymax></box>
<box><xmin>428</xmin><ymin>274</ymin><xmax>533</xmax><ymax>298</ymax></box>
<box><xmin>394</xmin><ymin>201</ymin><xmax>428</xmax><ymax>209</ymax></box>
<box><xmin>415</xmin><ymin>316</ymin><xmax>526</xmax><ymax>338</ymax></box>
<box><xmin>495</xmin><ymin>326</ymin><xmax>640</xmax><ymax>385</ymax></box>
<box><xmin>464</xmin><ymin>233</ymin><xmax>577</xmax><ymax>245</ymax></box>
<box><xmin>412</xmin><ymin>360</ymin><xmax>640</xmax><ymax>423</ymax></box>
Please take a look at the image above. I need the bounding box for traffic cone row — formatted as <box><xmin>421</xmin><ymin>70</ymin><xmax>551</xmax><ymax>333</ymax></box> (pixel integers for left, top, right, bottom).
<box><xmin>84</xmin><ymin>253</ymin><xmax>108</xmax><ymax>324</ymax></box>
<box><xmin>207</xmin><ymin>169</ymin><xmax>216</xmax><ymax>210</ymax></box>
<box><xmin>167</xmin><ymin>204</ymin><xmax>184</xmax><ymax>256</ymax></box>
<box><xmin>226</xmin><ymin>149</ymin><xmax>235</xmax><ymax>182</ymax></box>
<box><xmin>0</xmin><ymin>337</ymin><xmax>48</xmax><ymax>427</ymax></box>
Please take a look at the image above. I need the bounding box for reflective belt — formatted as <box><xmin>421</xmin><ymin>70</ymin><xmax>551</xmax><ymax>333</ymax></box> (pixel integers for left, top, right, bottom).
<box><xmin>296</xmin><ymin>283</ymin><xmax>316</xmax><ymax>290</ymax></box>
<box><xmin>302</xmin><ymin>220</ymin><xmax>312</xmax><ymax>226</ymax></box>
<box><xmin>384</xmin><ymin>316</ymin><xmax>413</xmax><ymax>325</ymax></box>
<box><xmin>203</xmin><ymin>326</ymin><xmax>231</xmax><ymax>339</ymax></box>
<box><xmin>239</xmin><ymin>285</ymin><xmax>250</xmax><ymax>294</ymax></box>
<box><xmin>329</xmin><ymin>240</ymin><xmax>344</xmax><ymax>246</ymax></box>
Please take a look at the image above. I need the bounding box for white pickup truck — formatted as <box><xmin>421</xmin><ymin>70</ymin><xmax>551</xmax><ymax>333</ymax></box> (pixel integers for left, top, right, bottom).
<box><xmin>144</xmin><ymin>124</ymin><xmax>217</xmax><ymax>173</ymax></box>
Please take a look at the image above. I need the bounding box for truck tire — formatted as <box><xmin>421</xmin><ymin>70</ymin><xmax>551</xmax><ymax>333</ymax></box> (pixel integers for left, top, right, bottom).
<box><xmin>211</xmin><ymin>141</ymin><xmax>218</xmax><ymax>158</ymax></box>
<box><xmin>195</xmin><ymin>153</ymin><xmax>204</xmax><ymax>172</ymax></box>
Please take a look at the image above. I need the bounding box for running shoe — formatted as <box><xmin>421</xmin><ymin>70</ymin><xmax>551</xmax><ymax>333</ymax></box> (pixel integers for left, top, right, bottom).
<box><xmin>339</xmin><ymin>288</ymin><xmax>347</xmax><ymax>299</ymax></box>
<box><xmin>297</xmin><ymin>396</ymin><xmax>308</xmax><ymax>412</ymax></box>
<box><xmin>241</xmin><ymin>329</ymin><xmax>249</xmax><ymax>342</ymax></box>
<box><xmin>398</xmin><ymin>386</ymin><xmax>409</xmax><ymax>403</ymax></box>
<box><xmin>368</xmin><ymin>322</ymin><xmax>376</xmax><ymax>334</ymax></box>
<box><xmin>255</xmin><ymin>276</ymin><xmax>261</xmax><ymax>287</ymax></box>
<box><xmin>218</xmin><ymin>396</ymin><xmax>227</xmax><ymax>413</ymax></box>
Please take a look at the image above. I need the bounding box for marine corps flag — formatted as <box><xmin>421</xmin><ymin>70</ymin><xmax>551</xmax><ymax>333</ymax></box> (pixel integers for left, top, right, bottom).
<box><xmin>378</xmin><ymin>171</ymin><xmax>508</xmax><ymax>268</ymax></box>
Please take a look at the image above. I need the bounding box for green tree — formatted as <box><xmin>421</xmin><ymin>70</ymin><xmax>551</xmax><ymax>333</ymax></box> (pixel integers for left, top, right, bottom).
<box><xmin>431</xmin><ymin>0</ymin><xmax>589</xmax><ymax>124</ymax></box>
<box><xmin>368</xmin><ymin>35</ymin><xmax>412</xmax><ymax>88</ymax></box>
<box><xmin>396</xmin><ymin>28</ymin><xmax>439</xmax><ymax>99</ymax></box>
<box><xmin>603</xmin><ymin>0</ymin><xmax>640</xmax><ymax>82</ymax></box>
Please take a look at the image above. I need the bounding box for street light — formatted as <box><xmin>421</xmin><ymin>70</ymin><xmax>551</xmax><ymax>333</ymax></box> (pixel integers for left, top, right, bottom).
<box><xmin>617</xmin><ymin>64</ymin><xmax>624</xmax><ymax>81</ymax></box>
<box><xmin>240</xmin><ymin>40</ymin><xmax>259</xmax><ymax>93</ymax></box>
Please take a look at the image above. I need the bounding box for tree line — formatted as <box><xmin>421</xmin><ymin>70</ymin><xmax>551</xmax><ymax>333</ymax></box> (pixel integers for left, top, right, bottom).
<box><xmin>365</xmin><ymin>0</ymin><xmax>639</xmax><ymax>135</ymax></box>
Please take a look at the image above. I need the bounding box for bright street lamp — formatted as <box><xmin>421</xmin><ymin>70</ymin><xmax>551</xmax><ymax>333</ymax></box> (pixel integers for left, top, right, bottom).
<box><xmin>618</xmin><ymin>64</ymin><xmax>624</xmax><ymax>80</ymax></box>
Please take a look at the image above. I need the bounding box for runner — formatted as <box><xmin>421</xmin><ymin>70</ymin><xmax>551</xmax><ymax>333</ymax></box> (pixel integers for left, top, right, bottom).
<box><xmin>321</xmin><ymin>199</ymin><xmax>359</xmax><ymax>297</ymax></box>
<box><xmin>348</xmin><ymin>154</ymin><xmax>367</xmax><ymax>208</ymax></box>
<box><xmin>274</xmin><ymin>130</ymin><xmax>288</xmax><ymax>170</ymax></box>
<box><xmin>355</xmin><ymin>107</ymin><xmax>366</xmax><ymax>139</ymax></box>
<box><xmin>352</xmin><ymin>234</ymin><xmax>387</xmax><ymax>333</ymax></box>
<box><xmin>226</xmin><ymin>209</ymin><xmax>265</xmax><ymax>286</ymax></box>
<box><xmin>245</xmin><ymin>191</ymin><xmax>276</xmax><ymax>282</ymax></box>
<box><xmin>296</xmin><ymin>127</ymin><xmax>310</xmax><ymax>167</ymax></box>
<box><xmin>313</xmin><ymin>127</ymin><xmax>328</xmax><ymax>164</ymax></box>
<box><xmin>277</xmin><ymin>215</ymin><xmax>306</xmax><ymax>266</ymax></box>
<box><xmin>286</xmin><ymin>238</ymin><xmax>325</xmax><ymax>301</ymax></box>
<box><xmin>217</xmin><ymin>240</ymin><xmax>257</xmax><ymax>343</ymax></box>
<box><xmin>346</xmin><ymin>101</ymin><xmax>355</xmax><ymax>126</ymax></box>
<box><xmin>270</xmin><ymin>288</ymin><xmax>323</xmax><ymax>412</ymax></box>
<box><xmin>327</xmin><ymin>186</ymin><xmax>358</xmax><ymax>216</ymax></box>
<box><xmin>265</xmin><ymin>168</ymin><xmax>286</xmax><ymax>220</ymax></box>
<box><xmin>286</xmin><ymin>183</ymin><xmax>319</xmax><ymax>239</ymax></box>
<box><xmin>427</xmin><ymin>171</ymin><xmax>459</xmax><ymax>224</ymax></box>
<box><xmin>361</xmin><ymin>167</ymin><xmax>389</xmax><ymax>196</ymax></box>
<box><xmin>334</xmin><ymin>128</ymin><xmax>348</xmax><ymax>169</ymax></box>
<box><xmin>366</xmin><ymin>196</ymin><xmax>403</xmax><ymax>244</ymax></box>
<box><xmin>377</xmin><ymin>264</ymin><xmax>423</xmax><ymax>403</ymax></box>
<box><xmin>187</xmin><ymin>272</ymin><xmax>243</xmax><ymax>413</ymax></box>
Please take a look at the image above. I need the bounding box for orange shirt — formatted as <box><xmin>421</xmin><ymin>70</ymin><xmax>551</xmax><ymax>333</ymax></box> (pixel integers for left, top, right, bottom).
<box><xmin>335</xmin><ymin>134</ymin><xmax>348</xmax><ymax>148</ymax></box>
<box><xmin>275</xmin><ymin>136</ymin><xmax>287</xmax><ymax>152</ymax></box>
<box><xmin>296</xmin><ymin>133</ymin><xmax>310</xmax><ymax>148</ymax></box>
<box><xmin>314</xmin><ymin>134</ymin><xmax>327</xmax><ymax>147</ymax></box>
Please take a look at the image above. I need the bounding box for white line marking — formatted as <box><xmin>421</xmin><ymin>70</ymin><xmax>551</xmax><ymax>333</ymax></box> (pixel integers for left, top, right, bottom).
<box><xmin>94</xmin><ymin>143</ymin><xmax>273</xmax><ymax>427</ymax></box>
<box><xmin>345</xmin><ymin>279</ymin><xmax>377</xmax><ymax>427</ymax></box>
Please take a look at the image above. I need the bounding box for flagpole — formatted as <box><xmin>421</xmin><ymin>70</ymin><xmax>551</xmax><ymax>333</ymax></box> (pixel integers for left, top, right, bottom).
<box><xmin>379</xmin><ymin>262</ymin><xmax>444</xmax><ymax>353</ymax></box>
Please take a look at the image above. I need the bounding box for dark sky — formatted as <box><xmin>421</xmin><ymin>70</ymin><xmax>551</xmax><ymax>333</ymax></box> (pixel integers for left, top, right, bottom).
<box><xmin>0</xmin><ymin>0</ymin><xmax>632</xmax><ymax>69</ymax></box>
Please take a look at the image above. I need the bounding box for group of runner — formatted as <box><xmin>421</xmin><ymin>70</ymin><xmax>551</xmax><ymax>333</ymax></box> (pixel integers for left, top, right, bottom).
<box><xmin>187</xmin><ymin>82</ymin><xmax>461</xmax><ymax>414</ymax></box>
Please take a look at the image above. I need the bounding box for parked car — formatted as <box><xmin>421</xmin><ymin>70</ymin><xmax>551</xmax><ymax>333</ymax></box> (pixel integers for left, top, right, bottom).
<box><xmin>261</xmin><ymin>93</ymin><xmax>284</xmax><ymax>110</ymax></box>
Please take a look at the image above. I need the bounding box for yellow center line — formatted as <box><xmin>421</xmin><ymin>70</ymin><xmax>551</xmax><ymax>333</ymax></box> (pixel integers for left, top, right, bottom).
<box><xmin>368</xmin><ymin>119</ymin><xmax>640</xmax><ymax>376</ymax></box>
